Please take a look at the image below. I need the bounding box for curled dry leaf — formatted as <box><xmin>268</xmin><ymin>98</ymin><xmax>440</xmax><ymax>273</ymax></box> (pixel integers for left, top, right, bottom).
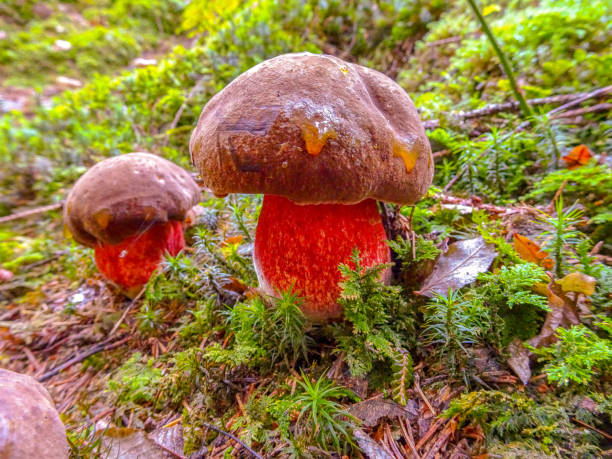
<box><xmin>506</xmin><ymin>338</ymin><xmax>533</xmax><ymax>385</ymax></box>
<box><xmin>347</xmin><ymin>397</ymin><xmax>418</xmax><ymax>427</ymax></box>
<box><xmin>415</xmin><ymin>237</ymin><xmax>497</xmax><ymax>297</ymax></box>
<box><xmin>513</xmin><ymin>233</ymin><xmax>554</xmax><ymax>270</ymax></box>
<box><xmin>562</xmin><ymin>144</ymin><xmax>592</xmax><ymax>169</ymax></box>
<box><xmin>528</xmin><ymin>280</ymin><xmax>580</xmax><ymax>349</ymax></box>
<box><xmin>555</xmin><ymin>271</ymin><xmax>597</xmax><ymax>296</ymax></box>
<box><xmin>507</xmin><ymin>275</ymin><xmax>590</xmax><ymax>384</ymax></box>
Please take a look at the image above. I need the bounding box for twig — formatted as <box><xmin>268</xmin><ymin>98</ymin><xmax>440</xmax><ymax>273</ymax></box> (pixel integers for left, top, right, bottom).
<box><xmin>422</xmin><ymin>416</ymin><xmax>457</xmax><ymax>459</ymax></box>
<box><xmin>162</xmin><ymin>77</ymin><xmax>207</xmax><ymax>144</ymax></box>
<box><xmin>399</xmin><ymin>418</ymin><xmax>421</xmax><ymax>459</ymax></box>
<box><xmin>426</xmin><ymin>36</ymin><xmax>462</xmax><ymax>47</ymax></box>
<box><xmin>572</xmin><ymin>417</ymin><xmax>612</xmax><ymax>441</ymax></box>
<box><xmin>21</xmin><ymin>250</ymin><xmax>68</xmax><ymax>271</ymax></box>
<box><xmin>108</xmin><ymin>285</ymin><xmax>147</xmax><ymax>336</ymax></box>
<box><xmin>422</xmin><ymin>87</ymin><xmax>612</xmax><ymax>130</ymax></box>
<box><xmin>550</xmin><ymin>102</ymin><xmax>612</xmax><ymax>120</ymax></box>
<box><xmin>0</xmin><ymin>201</ymin><xmax>64</xmax><ymax>224</ymax></box>
<box><xmin>38</xmin><ymin>334</ymin><xmax>129</xmax><ymax>382</ymax></box>
<box><xmin>200</xmin><ymin>421</ymin><xmax>263</xmax><ymax>459</ymax></box>
<box><xmin>548</xmin><ymin>85</ymin><xmax>612</xmax><ymax>116</ymax></box>
<box><xmin>415</xmin><ymin>417</ymin><xmax>446</xmax><ymax>451</ymax></box>
<box><xmin>414</xmin><ymin>372</ymin><xmax>436</xmax><ymax>416</ymax></box>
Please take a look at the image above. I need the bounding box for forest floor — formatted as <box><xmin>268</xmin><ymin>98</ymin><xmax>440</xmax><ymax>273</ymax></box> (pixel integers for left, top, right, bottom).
<box><xmin>1</xmin><ymin>1</ymin><xmax>611</xmax><ymax>458</ymax></box>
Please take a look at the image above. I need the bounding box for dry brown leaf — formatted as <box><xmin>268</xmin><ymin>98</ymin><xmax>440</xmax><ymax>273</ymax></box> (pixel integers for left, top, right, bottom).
<box><xmin>527</xmin><ymin>282</ymin><xmax>580</xmax><ymax>349</ymax></box>
<box><xmin>513</xmin><ymin>233</ymin><xmax>554</xmax><ymax>270</ymax></box>
<box><xmin>562</xmin><ymin>144</ymin><xmax>592</xmax><ymax>169</ymax></box>
<box><xmin>555</xmin><ymin>272</ymin><xmax>597</xmax><ymax>296</ymax></box>
<box><xmin>507</xmin><ymin>280</ymin><xmax>583</xmax><ymax>383</ymax></box>
<box><xmin>506</xmin><ymin>339</ymin><xmax>532</xmax><ymax>385</ymax></box>
<box><xmin>415</xmin><ymin>237</ymin><xmax>497</xmax><ymax>297</ymax></box>
<box><xmin>347</xmin><ymin>397</ymin><xmax>418</xmax><ymax>427</ymax></box>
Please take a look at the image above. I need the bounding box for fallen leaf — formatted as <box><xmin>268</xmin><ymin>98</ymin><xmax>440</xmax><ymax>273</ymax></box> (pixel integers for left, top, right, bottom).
<box><xmin>347</xmin><ymin>397</ymin><xmax>418</xmax><ymax>427</ymax></box>
<box><xmin>221</xmin><ymin>235</ymin><xmax>245</xmax><ymax>247</ymax></box>
<box><xmin>562</xmin><ymin>144</ymin><xmax>592</xmax><ymax>169</ymax></box>
<box><xmin>100</xmin><ymin>426</ymin><xmax>184</xmax><ymax>459</ymax></box>
<box><xmin>555</xmin><ymin>272</ymin><xmax>596</xmax><ymax>296</ymax></box>
<box><xmin>221</xmin><ymin>276</ymin><xmax>247</xmax><ymax>293</ymax></box>
<box><xmin>415</xmin><ymin>237</ymin><xmax>497</xmax><ymax>297</ymax></box>
<box><xmin>506</xmin><ymin>339</ymin><xmax>532</xmax><ymax>385</ymax></box>
<box><xmin>527</xmin><ymin>281</ymin><xmax>580</xmax><ymax>349</ymax></box>
<box><xmin>513</xmin><ymin>233</ymin><xmax>554</xmax><ymax>270</ymax></box>
<box><xmin>353</xmin><ymin>428</ymin><xmax>393</xmax><ymax>459</ymax></box>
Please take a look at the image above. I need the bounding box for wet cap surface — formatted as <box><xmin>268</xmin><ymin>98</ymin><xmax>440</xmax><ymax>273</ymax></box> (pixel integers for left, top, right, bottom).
<box><xmin>64</xmin><ymin>152</ymin><xmax>201</xmax><ymax>247</ymax></box>
<box><xmin>190</xmin><ymin>52</ymin><xmax>433</xmax><ymax>205</ymax></box>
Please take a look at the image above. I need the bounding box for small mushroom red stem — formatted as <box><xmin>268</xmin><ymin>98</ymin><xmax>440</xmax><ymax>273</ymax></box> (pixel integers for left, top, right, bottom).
<box><xmin>94</xmin><ymin>220</ymin><xmax>184</xmax><ymax>295</ymax></box>
<box><xmin>253</xmin><ymin>195</ymin><xmax>390</xmax><ymax>321</ymax></box>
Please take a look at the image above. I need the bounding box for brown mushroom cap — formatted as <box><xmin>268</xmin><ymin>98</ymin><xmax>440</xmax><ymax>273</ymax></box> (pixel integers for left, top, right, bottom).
<box><xmin>64</xmin><ymin>153</ymin><xmax>201</xmax><ymax>247</ymax></box>
<box><xmin>0</xmin><ymin>369</ymin><xmax>69</xmax><ymax>459</ymax></box>
<box><xmin>190</xmin><ymin>52</ymin><xmax>433</xmax><ymax>205</ymax></box>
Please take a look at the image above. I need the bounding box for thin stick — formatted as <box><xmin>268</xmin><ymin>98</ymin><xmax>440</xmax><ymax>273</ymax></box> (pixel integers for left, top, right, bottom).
<box><xmin>108</xmin><ymin>285</ymin><xmax>147</xmax><ymax>336</ymax></box>
<box><xmin>551</xmin><ymin>102</ymin><xmax>612</xmax><ymax>120</ymax></box>
<box><xmin>200</xmin><ymin>421</ymin><xmax>263</xmax><ymax>459</ymax></box>
<box><xmin>414</xmin><ymin>372</ymin><xmax>436</xmax><ymax>416</ymax></box>
<box><xmin>0</xmin><ymin>202</ymin><xmax>63</xmax><ymax>224</ymax></box>
<box><xmin>38</xmin><ymin>335</ymin><xmax>129</xmax><ymax>382</ymax></box>
<box><xmin>548</xmin><ymin>85</ymin><xmax>612</xmax><ymax>116</ymax></box>
<box><xmin>399</xmin><ymin>418</ymin><xmax>421</xmax><ymax>458</ymax></box>
<box><xmin>572</xmin><ymin>417</ymin><xmax>612</xmax><ymax>441</ymax></box>
<box><xmin>423</xmin><ymin>91</ymin><xmax>598</xmax><ymax>129</ymax></box>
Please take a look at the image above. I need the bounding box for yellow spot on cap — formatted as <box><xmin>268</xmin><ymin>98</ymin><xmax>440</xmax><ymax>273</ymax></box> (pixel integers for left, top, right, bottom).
<box><xmin>93</xmin><ymin>208</ymin><xmax>112</xmax><ymax>229</ymax></box>
<box><xmin>63</xmin><ymin>224</ymin><xmax>73</xmax><ymax>239</ymax></box>
<box><xmin>300</xmin><ymin>121</ymin><xmax>337</xmax><ymax>156</ymax></box>
<box><xmin>392</xmin><ymin>139</ymin><xmax>420</xmax><ymax>173</ymax></box>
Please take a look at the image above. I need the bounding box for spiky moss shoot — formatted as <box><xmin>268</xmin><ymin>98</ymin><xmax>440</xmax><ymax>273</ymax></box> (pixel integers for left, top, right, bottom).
<box><xmin>253</xmin><ymin>195</ymin><xmax>390</xmax><ymax>321</ymax></box>
<box><xmin>94</xmin><ymin>221</ymin><xmax>185</xmax><ymax>296</ymax></box>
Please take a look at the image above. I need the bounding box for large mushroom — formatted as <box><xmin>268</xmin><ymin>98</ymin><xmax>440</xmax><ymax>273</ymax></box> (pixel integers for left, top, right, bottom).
<box><xmin>64</xmin><ymin>153</ymin><xmax>201</xmax><ymax>296</ymax></box>
<box><xmin>0</xmin><ymin>369</ymin><xmax>69</xmax><ymax>459</ymax></box>
<box><xmin>190</xmin><ymin>53</ymin><xmax>433</xmax><ymax>321</ymax></box>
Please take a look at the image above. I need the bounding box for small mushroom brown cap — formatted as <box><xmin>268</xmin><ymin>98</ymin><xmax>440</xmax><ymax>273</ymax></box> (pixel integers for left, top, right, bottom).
<box><xmin>64</xmin><ymin>153</ymin><xmax>201</xmax><ymax>247</ymax></box>
<box><xmin>190</xmin><ymin>52</ymin><xmax>433</xmax><ymax>205</ymax></box>
<box><xmin>0</xmin><ymin>369</ymin><xmax>69</xmax><ymax>459</ymax></box>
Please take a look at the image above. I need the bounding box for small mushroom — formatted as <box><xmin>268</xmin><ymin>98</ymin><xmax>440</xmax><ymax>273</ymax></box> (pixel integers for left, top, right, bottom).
<box><xmin>64</xmin><ymin>153</ymin><xmax>201</xmax><ymax>296</ymax></box>
<box><xmin>190</xmin><ymin>53</ymin><xmax>433</xmax><ymax>321</ymax></box>
<box><xmin>0</xmin><ymin>369</ymin><xmax>69</xmax><ymax>459</ymax></box>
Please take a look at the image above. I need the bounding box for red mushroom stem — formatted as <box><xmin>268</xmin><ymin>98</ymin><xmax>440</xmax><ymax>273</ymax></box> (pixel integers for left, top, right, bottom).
<box><xmin>253</xmin><ymin>195</ymin><xmax>390</xmax><ymax>321</ymax></box>
<box><xmin>94</xmin><ymin>220</ymin><xmax>184</xmax><ymax>295</ymax></box>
